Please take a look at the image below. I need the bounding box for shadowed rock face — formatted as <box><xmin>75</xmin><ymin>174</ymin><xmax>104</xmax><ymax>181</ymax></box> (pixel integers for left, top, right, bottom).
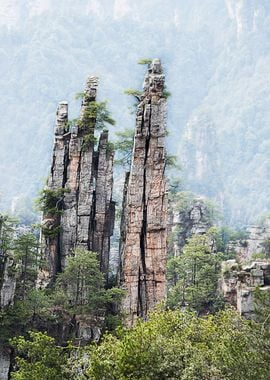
<box><xmin>42</xmin><ymin>77</ymin><xmax>115</xmax><ymax>283</ymax></box>
<box><xmin>120</xmin><ymin>59</ymin><xmax>168</xmax><ymax>326</ymax></box>
<box><xmin>0</xmin><ymin>348</ymin><xmax>10</xmax><ymax>380</ymax></box>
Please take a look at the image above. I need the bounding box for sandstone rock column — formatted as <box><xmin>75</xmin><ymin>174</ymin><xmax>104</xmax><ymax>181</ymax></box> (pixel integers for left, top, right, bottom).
<box><xmin>120</xmin><ymin>59</ymin><xmax>168</xmax><ymax>326</ymax></box>
<box><xmin>91</xmin><ymin>130</ymin><xmax>115</xmax><ymax>278</ymax></box>
<box><xmin>41</xmin><ymin>77</ymin><xmax>115</xmax><ymax>281</ymax></box>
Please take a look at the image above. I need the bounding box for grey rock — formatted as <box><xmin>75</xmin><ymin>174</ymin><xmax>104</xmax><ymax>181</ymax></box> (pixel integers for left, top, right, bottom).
<box><xmin>221</xmin><ymin>259</ymin><xmax>270</xmax><ymax>319</ymax></box>
<box><xmin>0</xmin><ymin>348</ymin><xmax>10</xmax><ymax>380</ymax></box>
<box><xmin>41</xmin><ymin>77</ymin><xmax>115</xmax><ymax>282</ymax></box>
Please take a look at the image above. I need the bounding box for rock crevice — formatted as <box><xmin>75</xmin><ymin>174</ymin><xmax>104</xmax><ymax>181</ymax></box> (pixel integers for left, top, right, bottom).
<box><xmin>120</xmin><ymin>59</ymin><xmax>168</xmax><ymax>326</ymax></box>
<box><xmin>41</xmin><ymin>77</ymin><xmax>115</xmax><ymax>282</ymax></box>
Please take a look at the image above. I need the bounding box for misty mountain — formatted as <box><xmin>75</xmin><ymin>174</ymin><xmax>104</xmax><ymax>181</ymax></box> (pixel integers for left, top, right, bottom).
<box><xmin>0</xmin><ymin>0</ymin><xmax>269</xmax><ymax>225</ymax></box>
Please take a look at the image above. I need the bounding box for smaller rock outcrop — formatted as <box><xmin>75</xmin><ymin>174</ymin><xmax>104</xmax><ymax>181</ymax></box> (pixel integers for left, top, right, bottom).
<box><xmin>227</xmin><ymin>219</ymin><xmax>270</xmax><ymax>261</ymax></box>
<box><xmin>168</xmin><ymin>196</ymin><xmax>213</xmax><ymax>256</ymax></box>
<box><xmin>221</xmin><ymin>259</ymin><xmax>270</xmax><ymax>319</ymax></box>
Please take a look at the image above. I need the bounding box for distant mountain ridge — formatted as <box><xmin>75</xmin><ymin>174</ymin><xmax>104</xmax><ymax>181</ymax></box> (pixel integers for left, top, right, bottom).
<box><xmin>0</xmin><ymin>0</ymin><xmax>269</xmax><ymax>225</ymax></box>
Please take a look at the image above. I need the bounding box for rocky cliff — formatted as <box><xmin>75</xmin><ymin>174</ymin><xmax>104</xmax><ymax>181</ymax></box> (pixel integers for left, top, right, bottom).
<box><xmin>221</xmin><ymin>259</ymin><xmax>270</xmax><ymax>319</ymax></box>
<box><xmin>227</xmin><ymin>219</ymin><xmax>270</xmax><ymax>261</ymax></box>
<box><xmin>168</xmin><ymin>195</ymin><xmax>213</xmax><ymax>256</ymax></box>
<box><xmin>120</xmin><ymin>59</ymin><xmax>168</xmax><ymax>326</ymax></box>
<box><xmin>41</xmin><ymin>77</ymin><xmax>115</xmax><ymax>282</ymax></box>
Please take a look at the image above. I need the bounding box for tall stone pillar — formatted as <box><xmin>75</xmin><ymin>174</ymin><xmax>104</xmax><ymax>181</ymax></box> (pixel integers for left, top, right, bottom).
<box><xmin>120</xmin><ymin>59</ymin><xmax>168</xmax><ymax>326</ymax></box>
<box><xmin>41</xmin><ymin>77</ymin><xmax>115</xmax><ymax>281</ymax></box>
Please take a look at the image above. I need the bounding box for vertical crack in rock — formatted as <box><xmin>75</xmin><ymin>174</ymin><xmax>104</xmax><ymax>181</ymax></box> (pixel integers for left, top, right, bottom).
<box><xmin>91</xmin><ymin>130</ymin><xmax>115</xmax><ymax>280</ymax></box>
<box><xmin>41</xmin><ymin>77</ymin><xmax>115</xmax><ymax>283</ymax></box>
<box><xmin>43</xmin><ymin>101</ymin><xmax>69</xmax><ymax>278</ymax></box>
<box><xmin>120</xmin><ymin>59</ymin><xmax>168</xmax><ymax>326</ymax></box>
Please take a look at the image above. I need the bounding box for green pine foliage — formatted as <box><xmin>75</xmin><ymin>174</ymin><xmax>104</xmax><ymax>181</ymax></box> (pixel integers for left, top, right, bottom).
<box><xmin>167</xmin><ymin>233</ymin><xmax>225</xmax><ymax>314</ymax></box>
<box><xmin>11</xmin><ymin>332</ymin><xmax>67</xmax><ymax>380</ymax></box>
<box><xmin>54</xmin><ymin>248</ymin><xmax>124</xmax><ymax>316</ymax></box>
<box><xmin>137</xmin><ymin>58</ymin><xmax>152</xmax><ymax>65</ymax></box>
<box><xmin>80</xmin><ymin>101</ymin><xmax>115</xmax><ymax>131</ymax></box>
<box><xmin>85</xmin><ymin>308</ymin><xmax>269</xmax><ymax>380</ymax></box>
<box><xmin>36</xmin><ymin>188</ymin><xmax>69</xmax><ymax>217</ymax></box>
<box><xmin>12</xmin><ymin>308</ymin><xmax>269</xmax><ymax>380</ymax></box>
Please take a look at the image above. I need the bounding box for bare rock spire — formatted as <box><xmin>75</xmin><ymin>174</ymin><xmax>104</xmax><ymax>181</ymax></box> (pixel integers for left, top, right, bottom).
<box><xmin>120</xmin><ymin>59</ymin><xmax>168</xmax><ymax>326</ymax></box>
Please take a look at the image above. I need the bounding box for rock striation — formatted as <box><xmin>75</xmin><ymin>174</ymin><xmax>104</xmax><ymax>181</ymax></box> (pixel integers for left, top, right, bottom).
<box><xmin>41</xmin><ymin>77</ymin><xmax>115</xmax><ymax>282</ymax></box>
<box><xmin>120</xmin><ymin>59</ymin><xmax>168</xmax><ymax>326</ymax></box>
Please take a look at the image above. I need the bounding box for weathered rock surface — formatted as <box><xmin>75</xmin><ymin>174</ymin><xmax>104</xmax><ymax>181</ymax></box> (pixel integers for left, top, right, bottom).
<box><xmin>42</xmin><ymin>77</ymin><xmax>115</xmax><ymax>281</ymax></box>
<box><xmin>0</xmin><ymin>258</ymin><xmax>16</xmax><ymax>309</ymax></box>
<box><xmin>169</xmin><ymin>196</ymin><xmax>213</xmax><ymax>256</ymax></box>
<box><xmin>120</xmin><ymin>59</ymin><xmax>167</xmax><ymax>326</ymax></box>
<box><xmin>0</xmin><ymin>348</ymin><xmax>10</xmax><ymax>380</ymax></box>
<box><xmin>227</xmin><ymin>219</ymin><xmax>270</xmax><ymax>261</ymax></box>
<box><xmin>0</xmin><ymin>216</ymin><xmax>16</xmax><ymax>310</ymax></box>
<box><xmin>221</xmin><ymin>259</ymin><xmax>270</xmax><ymax>319</ymax></box>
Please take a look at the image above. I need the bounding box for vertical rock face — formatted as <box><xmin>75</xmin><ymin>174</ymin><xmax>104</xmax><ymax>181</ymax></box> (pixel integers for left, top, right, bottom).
<box><xmin>0</xmin><ymin>258</ymin><xmax>16</xmax><ymax>309</ymax></box>
<box><xmin>0</xmin><ymin>348</ymin><xmax>10</xmax><ymax>380</ymax></box>
<box><xmin>169</xmin><ymin>196</ymin><xmax>213</xmax><ymax>256</ymax></box>
<box><xmin>221</xmin><ymin>259</ymin><xmax>270</xmax><ymax>319</ymax></box>
<box><xmin>0</xmin><ymin>216</ymin><xmax>16</xmax><ymax>310</ymax></box>
<box><xmin>120</xmin><ymin>59</ymin><xmax>167</xmax><ymax>326</ymax></box>
<box><xmin>42</xmin><ymin>101</ymin><xmax>69</xmax><ymax>278</ymax></box>
<box><xmin>42</xmin><ymin>77</ymin><xmax>115</xmax><ymax>281</ymax></box>
<box><xmin>227</xmin><ymin>218</ymin><xmax>270</xmax><ymax>261</ymax></box>
<box><xmin>91</xmin><ymin>130</ymin><xmax>115</xmax><ymax>279</ymax></box>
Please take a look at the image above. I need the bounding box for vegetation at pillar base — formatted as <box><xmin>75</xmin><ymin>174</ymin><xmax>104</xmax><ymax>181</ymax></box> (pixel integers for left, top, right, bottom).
<box><xmin>167</xmin><ymin>232</ymin><xmax>226</xmax><ymax>314</ymax></box>
<box><xmin>54</xmin><ymin>248</ymin><xmax>124</xmax><ymax>315</ymax></box>
<box><xmin>11</xmin><ymin>331</ymin><xmax>67</xmax><ymax>380</ymax></box>
<box><xmin>13</xmin><ymin>233</ymin><xmax>40</xmax><ymax>300</ymax></box>
<box><xmin>10</xmin><ymin>308</ymin><xmax>270</xmax><ymax>380</ymax></box>
<box><xmin>0</xmin><ymin>214</ymin><xmax>18</xmax><ymax>253</ymax></box>
<box><xmin>0</xmin><ymin>223</ymin><xmax>54</xmax><ymax>345</ymax></box>
<box><xmin>0</xmin><ymin>245</ymin><xmax>124</xmax><ymax>346</ymax></box>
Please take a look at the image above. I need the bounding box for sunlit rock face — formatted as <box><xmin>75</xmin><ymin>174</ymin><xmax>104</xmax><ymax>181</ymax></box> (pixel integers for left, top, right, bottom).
<box><xmin>120</xmin><ymin>59</ymin><xmax>167</xmax><ymax>326</ymax></box>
